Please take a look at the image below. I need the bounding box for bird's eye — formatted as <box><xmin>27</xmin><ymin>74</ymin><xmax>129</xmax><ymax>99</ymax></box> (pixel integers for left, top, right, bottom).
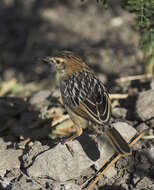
<box><xmin>56</xmin><ymin>60</ymin><xmax>60</xmax><ymax>64</ymax></box>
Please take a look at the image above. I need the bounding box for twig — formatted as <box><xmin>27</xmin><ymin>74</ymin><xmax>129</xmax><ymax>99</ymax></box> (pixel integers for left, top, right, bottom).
<box><xmin>142</xmin><ymin>135</ymin><xmax>154</xmax><ymax>139</ymax></box>
<box><xmin>109</xmin><ymin>93</ymin><xmax>128</xmax><ymax>99</ymax></box>
<box><xmin>129</xmin><ymin>129</ymin><xmax>148</xmax><ymax>147</ymax></box>
<box><xmin>52</xmin><ymin>114</ymin><xmax>70</xmax><ymax>126</ymax></box>
<box><xmin>116</xmin><ymin>74</ymin><xmax>153</xmax><ymax>83</ymax></box>
<box><xmin>86</xmin><ymin>129</ymin><xmax>148</xmax><ymax>190</ymax></box>
<box><xmin>142</xmin><ymin>123</ymin><xmax>154</xmax><ymax>139</ymax></box>
<box><xmin>86</xmin><ymin>154</ymin><xmax>121</xmax><ymax>190</ymax></box>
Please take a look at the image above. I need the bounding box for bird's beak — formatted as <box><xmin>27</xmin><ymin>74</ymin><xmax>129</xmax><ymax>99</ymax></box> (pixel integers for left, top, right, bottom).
<box><xmin>41</xmin><ymin>56</ymin><xmax>53</xmax><ymax>65</ymax></box>
<box><xmin>41</xmin><ymin>56</ymin><xmax>57</xmax><ymax>72</ymax></box>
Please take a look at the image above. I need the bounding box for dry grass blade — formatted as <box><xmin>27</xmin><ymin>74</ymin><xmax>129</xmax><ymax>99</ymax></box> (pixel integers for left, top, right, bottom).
<box><xmin>52</xmin><ymin>114</ymin><xmax>70</xmax><ymax>126</ymax></box>
<box><xmin>142</xmin><ymin>135</ymin><xmax>154</xmax><ymax>139</ymax></box>
<box><xmin>116</xmin><ymin>74</ymin><xmax>153</xmax><ymax>83</ymax></box>
<box><xmin>109</xmin><ymin>93</ymin><xmax>128</xmax><ymax>99</ymax></box>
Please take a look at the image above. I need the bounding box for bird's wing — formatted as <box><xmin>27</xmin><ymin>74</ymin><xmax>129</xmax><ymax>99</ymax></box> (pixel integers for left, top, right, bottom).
<box><xmin>78</xmin><ymin>90</ymin><xmax>111</xmax><ymax>124</ymax></box>
<box><xmin>60</xmin><ymin>72</ymin><xmax>111</xmax><ymax>125</ymax></box>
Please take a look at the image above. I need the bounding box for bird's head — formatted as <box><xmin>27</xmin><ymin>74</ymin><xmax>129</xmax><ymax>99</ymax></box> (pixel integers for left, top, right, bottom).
<box><xmin>42</xmin><ymin>51</ymin><xmax>91</xmax><ymax>77</ymax></box>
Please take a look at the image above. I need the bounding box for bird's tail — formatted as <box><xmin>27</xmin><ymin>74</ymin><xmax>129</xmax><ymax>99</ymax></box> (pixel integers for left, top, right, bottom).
<box><xmin>104</xmin><ymin>126</ymin><xmax>132</xmax><ymax>155</ymax></box>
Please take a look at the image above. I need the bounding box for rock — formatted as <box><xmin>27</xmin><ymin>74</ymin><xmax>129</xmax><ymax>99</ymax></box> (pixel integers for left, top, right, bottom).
<box><xmin>27</xmin><ymin>141</ymin><xmax>95</xmax><ymax>181</ymax></box>
<box><xmin>113</xmin><ymin>122</ymin><xmax>137</xmax><ymax>142</ymax></box>
<box><xmin>23</xmin><ymin>141</ymin><xmax>49</xmax><ymax>168</ymax></box>
<box><xmin>150</xmin><ymin>78</ymin><xmax>154</xmax><ymax>90</ymax></box>
<box><xmin>105</xmin><ymin>166</ymin><xmax>117</xmax><ymax>178</ymax></box>
<box><xmin>0</xmin><ymin>169</ymin><xmax>21</xmax><ymax>189</ymax></box>
<box><xmin>147</xmin><ymin>147</ymin><xmax>154</xmax><ymax>163</ymax></box>
<box><xmin>10</xmin><ymin>176</ymin><xmax>42</xmax><ymax>190</ymax></box>
<box><xmin>51</xmin><ymin>182</ymin><xmax>82</xmax><ymax>190</ymax></box>
<box><xmin>61</xmin><ymin>183</ymin><xmax>81</xmax><ymax>190</ymax></box>
<box><xmin>135</xmin><ymin>177</ymin><xmax>153</xmax><ymax>189</ymax></box>
<box><xmin>0</xmin><ymin>150</ymin><xmax>22</xmax><ymax>177</ymax></box>
<box><xmin>0</xmin><ymin>138</ymin><xmax>8</xmax><ymax>151</ymax></box>
<box><xmin>0</xmin><ymin>178</ymin><xmax>13</xmax><ymax>189</ymax></box>
<box><xmin>112</xmin><ymin>107</ymin><xmax>127</xmax><ymax>118</ymax></box>
<box><xmin>136</xmin><ymin>123</ymin><xmax>149</xmax><ymax>133</ymax></box>
<box><xmin>133</xmin><ymin>123</ymin><xmax>149</xmax><ymax>151</ymax></box>
<box><xmin>27</xmin><ymin>122</ymin><xmax>137</xmax><ymax>182</ymax></box>
<box><xmin>136</xmin><ymin>90</ymin><xmax>154</xmax><ymax>120</ymax></box>
<box><xmin>29</xmin><ymin>90</ymin><xmax>51</xmax><ymax>106</ymax></box>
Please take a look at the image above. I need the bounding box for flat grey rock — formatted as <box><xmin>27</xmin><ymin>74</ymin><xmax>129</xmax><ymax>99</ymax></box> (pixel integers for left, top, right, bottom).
<box><xmin>27</xmin><ymin>141</ymin><xmax>95</xmax><ymax>181</ymax></box>
<box><xmin>0</xmin><ymin>150</ymin><xmax>23</xmax><ymax>177</ymax></box>
<box><xmin>27</xmin><ymin>122</ymin><xmax>137</xmax><ymax>181</ymax></box>
<box><xmin>136</xmin><ymin>89</ymin><xmax>154</xmax><ymax>120</ymax></box>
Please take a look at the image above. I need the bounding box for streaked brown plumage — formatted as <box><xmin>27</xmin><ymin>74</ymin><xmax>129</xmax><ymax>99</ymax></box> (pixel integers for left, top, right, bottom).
<box><xmin>43</xmin><ymin>51</ymin><xmax>131</xmax><ymax>155</ymax></box>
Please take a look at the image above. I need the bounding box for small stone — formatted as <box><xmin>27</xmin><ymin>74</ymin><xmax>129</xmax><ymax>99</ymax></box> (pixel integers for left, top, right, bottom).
<box><xmin>136</xmin><ymin>89</ymin><xmax>154</xmax><ymax>120</ymax></box>
<box><xmin>135</xmin><ymin>177</ymin><xmax>153</xmax><ymax>189</ymax></box>
<box><xmin>29</xmin><ymin>90</ymin><xmax>51</xmax><ymax>105</ymax></box>
<box><xmin>147</xmin><ymin>147</ymin><xmax>154</xmax><ymax>163</ymax></box>
<box><xmin>64</xmin><ymin>183</ymin><xmax>82</xmax><ymax>190</ymax></box>
<box><xmin>105</xmin><ymin>166</ymin><xmax>117</xmax><ymax>178</ymax></box>
<box><xmin>150</xmin><ymin>78</ymin><xmax>154</xmax><ymax>90</ymax></box>
<box><xmin>136</xmin><ymin>123</ymin><xmax>149</xmax><ymax>133</ymax></box>
<box><xmin>112</xmin><ymin>107</ymin><xmax>127</xmax><ymax>118</ymax></box>
<box><xmin>10</xmin><ymin>176</ymin><xmax>42</xmax><ymax>190</ymax></box>
<box><xmin>0</xmin><ymin>150</ymin><xmax>22</xmax><ymax>177</ymax></box>
<box><xmin>111</xmin><ymin>17</ymin><xmax>123</xmax><ymax>27</ymax></box>
<box><xmin>52</xmin><ymin>182</ymin><xmax>82</xmax><ymax>190</ymax></box>
<box><xmin>0</xmin><ymin>138</ymin><xmax>8</xmax><ymax>150</ymax></box>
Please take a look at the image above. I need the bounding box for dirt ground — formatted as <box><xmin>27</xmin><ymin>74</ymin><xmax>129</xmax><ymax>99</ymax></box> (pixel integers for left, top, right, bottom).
<box><xmin>0</xmin><ymin>0</ymin><xmax>154</xmax><ymax>190</ymax></box>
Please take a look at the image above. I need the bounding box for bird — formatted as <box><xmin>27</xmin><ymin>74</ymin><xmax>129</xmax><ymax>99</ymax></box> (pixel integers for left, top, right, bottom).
<box><xmin>42</xmin><ymin>51</ymin><xmax>131</xmax><ymax>155</ymax></box>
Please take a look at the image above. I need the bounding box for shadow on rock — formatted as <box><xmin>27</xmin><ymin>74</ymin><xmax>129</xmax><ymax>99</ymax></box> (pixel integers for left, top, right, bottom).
<box><xmin>77</xmin><ymin>134</ymin><xmax>100</xmax><ymax>161</ymax></box>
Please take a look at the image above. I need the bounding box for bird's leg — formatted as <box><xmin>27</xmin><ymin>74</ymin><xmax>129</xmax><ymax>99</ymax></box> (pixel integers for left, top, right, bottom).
<box><xmin>59</xmin><ymin>126</ymin><xmax>82</xmax><ymax>156</ymax></box>
<box><xmin>60</xmin><ymin>125</ymin><xmax>83</xmax><ymax>144</ymax></box>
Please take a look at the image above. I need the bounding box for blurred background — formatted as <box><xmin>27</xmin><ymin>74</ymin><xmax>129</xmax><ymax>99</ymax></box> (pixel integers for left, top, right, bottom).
<box><xmin>1</xmin><ymin>2</ymin><xmax>154</xmax><ymax>189</ymax></box>
<box><xmin>0</xmin><ymin>0</ymin><xmax>143</xmax><ymax>91</ymax></box>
